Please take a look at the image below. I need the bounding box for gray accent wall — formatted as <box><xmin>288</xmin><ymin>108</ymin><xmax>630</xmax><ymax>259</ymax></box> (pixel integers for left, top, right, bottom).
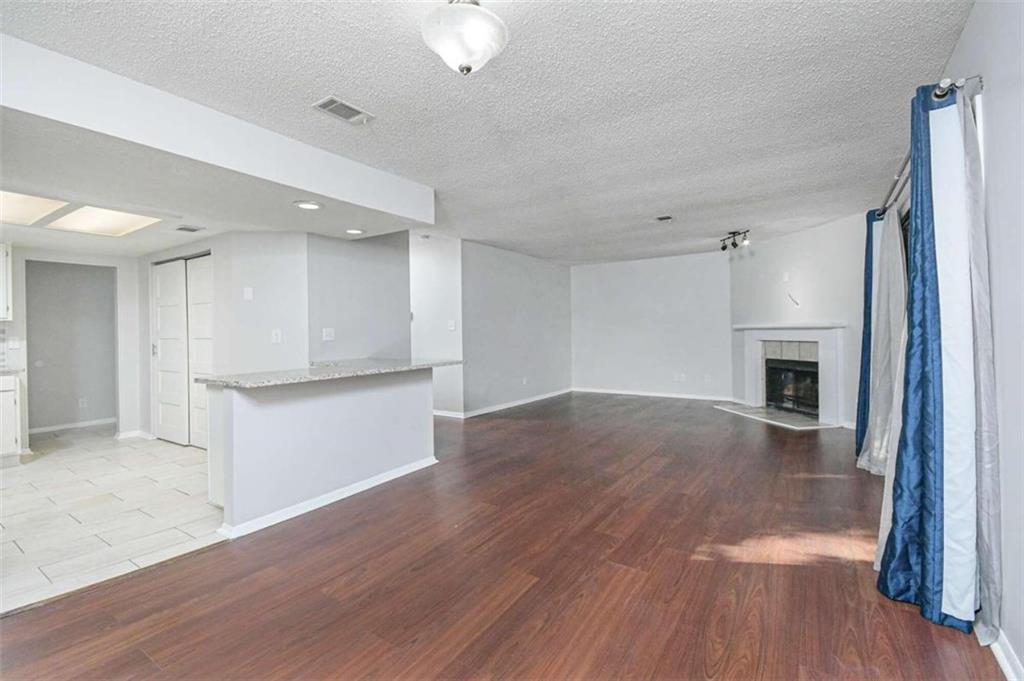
<box><xmin>571</xmin><ymin>252</ymin><xmax>733</xmax><ymax>398</ymax></box>
<box><xmin>307</xmin><ymin>232</ymin><xmax>411</xmax><ymax>362</ymax></box>
<box><xmin>461</xmin><ymin>241</ymin><xmax>571</xmax><ymax>413</ymax></box>
<box><xmin>26</xmin><ymin>260</ymin><xmax>117</xmax><ymax>430</ymax></box>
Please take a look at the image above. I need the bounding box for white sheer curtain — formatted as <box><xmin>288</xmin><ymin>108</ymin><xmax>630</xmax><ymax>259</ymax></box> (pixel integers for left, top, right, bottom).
<box><xmin>959</xmin><ymin>89</ymin><xmax>1001</xmax><ymax>646</ymax></box>
<box><xmin>858</xmin><ymin>208</ymin><xmax>907</xmax><ymax>478</ymax></box>
<box><xmin>857</xmin><ymin>207</ymin><xmax>908</xmax><ymax>571</ymax></box>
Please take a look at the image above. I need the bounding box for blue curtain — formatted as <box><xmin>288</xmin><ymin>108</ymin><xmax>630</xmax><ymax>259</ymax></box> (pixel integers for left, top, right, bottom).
<box><xmin>876</xmin><ymin>84</ymin><xmax>971</xmax><ymax>634</ymax></box>
<box><xmin>855</xmin><ymin>210</ymin><xmax>880</xmax><ymax>455</ymax></box>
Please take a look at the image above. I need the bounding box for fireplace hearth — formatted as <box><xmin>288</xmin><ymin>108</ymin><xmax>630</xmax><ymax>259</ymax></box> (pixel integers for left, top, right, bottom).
<box><xmin>765</xmin><ymin>358</ymin><xmax>819</xmax><ymax>417</ymax></box>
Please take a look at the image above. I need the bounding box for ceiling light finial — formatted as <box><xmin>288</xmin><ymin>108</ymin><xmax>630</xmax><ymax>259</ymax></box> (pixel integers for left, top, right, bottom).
<box><xmin>422</xmin><ymin>0</ymin><xmax>509</xmax><ymax>76</ymax></box>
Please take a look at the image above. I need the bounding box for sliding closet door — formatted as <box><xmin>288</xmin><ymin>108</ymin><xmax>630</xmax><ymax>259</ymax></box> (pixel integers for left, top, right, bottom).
<box><xmin>186</xmin><ymin>256</ymin><xmax>213</xmax><ymax>449</ymax></box>
<box><xmin>152</xmin><ymin>260</ymin><xmax>189</xmax><ymax>444</ymax></box>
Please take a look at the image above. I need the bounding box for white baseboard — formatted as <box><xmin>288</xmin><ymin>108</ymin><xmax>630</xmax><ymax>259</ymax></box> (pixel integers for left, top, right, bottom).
<box><xmin>461</xmin><ymin>388</ymin><xmax>573</xmax><ymax>418</ymax></box>
<box><xmin>433</xmin><ymin>409</ymin><xmax>465</xmax><ymax>419</ymax></box>
<box><xmin>993</xmin><ymin>630</ymin><xmax>1023</xmax><ymax>681</ymax></box>
<box><xmin>218</xmin><ymin>455</ymin><xmax>438</xmax><ymax>539</ymax></box>
<box><xmin>572</xmin><ymin>387</ymin><xmax>735</xmax><ymax>402</ymax></box>
<box><xmin>115</xmin><ymin>430</ymin><xmax>156</xmax><ymax>441</ymax></box>
<box><xmin>28</xmin><ymin>417</ymin><xmax>117</xmax><ymax>434</ymax></box>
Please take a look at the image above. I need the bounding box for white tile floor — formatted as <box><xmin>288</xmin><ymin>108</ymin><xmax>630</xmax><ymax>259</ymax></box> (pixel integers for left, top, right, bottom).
<box><xmin>1</xmin><ymin>424</ymin><xmax>224</xmax><ymax>613</ymax></box>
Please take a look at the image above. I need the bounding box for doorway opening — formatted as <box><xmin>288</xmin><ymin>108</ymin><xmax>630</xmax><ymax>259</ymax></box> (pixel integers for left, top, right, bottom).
<box><xmin>25</xmin><ymin>261</ymin><xmax>117</xmax><ymax>438</ymax></box>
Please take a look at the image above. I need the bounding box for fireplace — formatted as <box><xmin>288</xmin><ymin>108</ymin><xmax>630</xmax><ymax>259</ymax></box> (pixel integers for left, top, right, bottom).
<box><xmin>765</xmin><ymin>358</ymin><xmax>819</xmax><ymax>417</ymax></box>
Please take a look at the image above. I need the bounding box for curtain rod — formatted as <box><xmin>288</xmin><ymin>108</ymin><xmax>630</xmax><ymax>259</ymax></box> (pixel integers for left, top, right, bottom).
<box><xmin>878</xmin><ymin>75</ymin><xmax>983</xmax><ymax>214</ymax></box>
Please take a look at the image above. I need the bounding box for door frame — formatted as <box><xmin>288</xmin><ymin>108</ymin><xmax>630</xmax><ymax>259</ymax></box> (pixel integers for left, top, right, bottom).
<box><xmin>10</xmin><ymin>251</ymin><xmax>134</xmax><ymax>449</ymax></box>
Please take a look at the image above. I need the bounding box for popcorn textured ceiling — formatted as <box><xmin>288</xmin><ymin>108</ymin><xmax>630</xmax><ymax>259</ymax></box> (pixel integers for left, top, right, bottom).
<box><xmin>1</xmin><ymin>1</ymin><xmax>971</xmax><ymax>263</ymax></box>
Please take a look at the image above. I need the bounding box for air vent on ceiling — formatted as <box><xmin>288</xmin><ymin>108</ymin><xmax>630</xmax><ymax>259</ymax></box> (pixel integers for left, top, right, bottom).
<box><xmin>313</xmin><ymin>96</ymin><xmax>374</xmax><ymax>125</ymax></box>
<box><xmin>176</xmin><ymin>225</ymin><xmax>205</xmax><ymax>233</ymax></box>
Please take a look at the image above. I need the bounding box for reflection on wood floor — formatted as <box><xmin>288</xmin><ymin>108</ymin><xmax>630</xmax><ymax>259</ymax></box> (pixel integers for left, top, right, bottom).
<box><xmin>0</xmin><ymin>393</ymin><xmax>1001</xmax><ymax>680</ymax></box>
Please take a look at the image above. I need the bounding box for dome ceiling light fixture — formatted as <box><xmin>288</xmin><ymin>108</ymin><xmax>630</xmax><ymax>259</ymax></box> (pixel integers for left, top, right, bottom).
<box><xmin>421</xmin><ymin>0</ymin><xmax>509</xmax><ymax>76</ymax></box>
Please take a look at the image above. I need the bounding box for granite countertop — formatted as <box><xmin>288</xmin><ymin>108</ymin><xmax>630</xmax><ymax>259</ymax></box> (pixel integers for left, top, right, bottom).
<box><xmin>196</xmin><ymin>358</ymin><xmax>462</xmax><ymax>389</ymax></box>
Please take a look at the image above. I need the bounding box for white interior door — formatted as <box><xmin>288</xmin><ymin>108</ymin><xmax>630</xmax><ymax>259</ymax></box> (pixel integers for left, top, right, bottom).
<box><xmin>152</xmin><ymin>260</ymin><xmax>189</xmax><ymax>444</ymax></box>
<box><xmin>186</xmin><ymin>256</ymin><xmax>213</xmax><ymax>449</ymax></box>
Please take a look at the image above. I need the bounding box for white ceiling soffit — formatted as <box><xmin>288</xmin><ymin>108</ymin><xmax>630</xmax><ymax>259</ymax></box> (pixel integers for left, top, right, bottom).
<box><xmin>0</xmin><ymin>34</ymin><xmax>434</xmax><ymax>227</ymax></box>
<box><xmin>0</xmin><ymin>3</ymin><xmax>971</xmax><ymax>263</ymax></box>
<box><xmin>0</xmin><ymin>109</ymin><xmax>424</xmax><ymax>257</ymax></box>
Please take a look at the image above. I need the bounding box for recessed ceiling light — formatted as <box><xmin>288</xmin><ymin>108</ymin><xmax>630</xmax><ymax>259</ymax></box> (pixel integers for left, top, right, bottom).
<box><xmin>345</xmin><ymin>229</ymin><xmax>365</xmax><ymax>235</ymax></box>
<box><xmin>293</xmin><ymin>200</ymin><xmax>322</xmax><ymax>210</ymax></box>
<box><xmin>47</xmin><ymin>206</ymin><xmax>161</xmax><ymax>237</ymax></box>
<box><xmin>0</xmin><ymin>190</ymin><xmax>69</xmax><ymax>225</ymax></box>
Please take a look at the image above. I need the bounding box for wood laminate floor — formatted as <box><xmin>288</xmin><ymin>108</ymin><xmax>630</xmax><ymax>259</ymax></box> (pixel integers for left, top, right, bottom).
<box><xmin>0</xmin><ymin>393</ymin><xmax>1002</xmax><ymax>680</ymax></box>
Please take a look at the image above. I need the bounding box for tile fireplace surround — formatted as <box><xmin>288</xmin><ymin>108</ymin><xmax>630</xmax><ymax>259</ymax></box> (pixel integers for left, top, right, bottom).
<box><xmin>734</xmin><ymin>323</ymin><xmax>846</xmax><ymax>426</ymax></box>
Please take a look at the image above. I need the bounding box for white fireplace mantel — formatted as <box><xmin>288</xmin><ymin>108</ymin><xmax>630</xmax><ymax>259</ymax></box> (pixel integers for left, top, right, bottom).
<box><xmin>733</xmin><ymin>322</ymin><xmax>847</xmax><ymax>331</ymax></box>
<box><xmin>738</xmin><ymin>325</ymin><xmax>845</xmax><ymax>425</ymax></box>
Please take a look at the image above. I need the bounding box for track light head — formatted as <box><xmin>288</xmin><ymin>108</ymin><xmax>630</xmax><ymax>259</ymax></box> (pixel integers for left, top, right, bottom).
<box><xmin>720</xmin><ymin>241</ymin><xmax>728</xmax><ymax>251</ymax></box>
<box><xmin>731</xmin><ymin>238</ymin><xmax>738</xmax><ymax>249</ymax></box>
<box><xmin>741</xmin><ymin>232</ymin><xmax>750</xmax><ymax>246</ymax></box>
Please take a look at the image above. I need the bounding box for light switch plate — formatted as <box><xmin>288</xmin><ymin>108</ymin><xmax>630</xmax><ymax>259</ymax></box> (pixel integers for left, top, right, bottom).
<box><xmin>322</xmin><ymin>327</ymin><xmax>335</xmax><ymax>342</ymax></box>
<box><xmin>242</xmin><ymin>287</ymin><xmax>254</xmax><ymax>301</ymax></box>
<box><xmin>270</xmin><ymin>328</ymin><xmax>282</xmax><ymax>344</ymax></box>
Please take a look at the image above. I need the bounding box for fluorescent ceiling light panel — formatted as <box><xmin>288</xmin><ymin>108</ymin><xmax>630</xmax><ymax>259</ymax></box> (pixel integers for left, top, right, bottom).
<box><xmin>0</xmin><ymin>190</ymin><xmax>69</xmax><ymax>225</ymax></box>
<box><xmin>47</xmin><ymin>206</ymin><xmax>161</xmax><ymax>237</ymax></box>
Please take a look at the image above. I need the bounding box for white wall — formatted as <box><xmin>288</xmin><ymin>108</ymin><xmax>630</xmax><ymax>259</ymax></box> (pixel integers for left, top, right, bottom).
<box><xmin>2</xmin><ymin>247</ymin><xmax>143</xmax><ymax>441</ymax></box>
<box><xmin>729</xmin><ymin>213</ymin><xmax>865</xmax><ymax>424</ymax></box>
<box><xmin>461</xmin><ymin>241</ymin><xmax>571</xmax><ymax>413</ymax></box>
<box><xmin>944</xmin><ymin>1</ymin><xmax>1024</xmax><ymax>668</ymax></box>
<box><xmin>410</xmin><ymin>234</ymin><xmax>464</xmax><ymax>413</ymax></box>
<box><xmin>572</xmin><ymin>252</ymin><xmax>733</xmax><ymax>399</ymax></box>
<box><xmin>139</xmin><ymin>232</ymin><xmax>308</xmax><ymax>433</ymax></box>
<box><xmin>307</xmin><ymin>232</ymin><xmax>410</xmax><ymax>362</ymax></box>
<box><xmin>213</xmin><ymin>232</ymin><xmax>309</xmax><ymax>374</ymax></box>
<box><xmin>25</xmin><ymin>261</ymin><xmax>117</xmax><ymax>430</ymax></box>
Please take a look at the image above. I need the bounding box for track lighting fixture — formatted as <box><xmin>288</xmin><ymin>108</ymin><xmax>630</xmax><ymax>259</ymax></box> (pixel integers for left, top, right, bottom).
<box><xmin>719</xmin><ymin>230</ymin><xmax>751</xmax><ymax>252</ymax></box>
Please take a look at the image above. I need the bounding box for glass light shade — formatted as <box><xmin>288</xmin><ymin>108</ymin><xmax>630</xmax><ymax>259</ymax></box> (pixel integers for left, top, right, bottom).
<box><xmin>422</xmin><ymin>1</ymin><xmax>509</xmax><ymax>75</ymax></box>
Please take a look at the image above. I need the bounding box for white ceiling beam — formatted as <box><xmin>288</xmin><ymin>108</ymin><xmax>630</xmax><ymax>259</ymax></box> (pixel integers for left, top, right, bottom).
<box><xmin>0</xmin><ymin>34</ymin><xmax>434</xmax><ymax>225</ymax></box>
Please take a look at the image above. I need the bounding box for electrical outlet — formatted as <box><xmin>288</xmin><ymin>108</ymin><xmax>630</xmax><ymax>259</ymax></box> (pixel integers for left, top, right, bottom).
<box><xmin>242</xmin><ymin>286</ymin><xmax>254</xmax><ymax>301</ymax></box>
<box><xmin>521</xmin><ymin>377</ymin><xmax>528</xmax><ymax>385</ymax></box>
<box><xmin>447</xmin><ymin>320</ymin><xmax>457</xmax><ymax>331</ymax></box>
<box><xmin>270</xmin><ymin>329</ymin><xmax>282</xmax><ymax>344</ymax></box>
<box><xmin>78</xmin><ymin>397</ymin><xmax>87</xmax><ymax>410</ymax></box>
<box><xmin>322</xmin><ymin>327</ymin><xmax>335</xmax><ymax>342</ymax></box>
